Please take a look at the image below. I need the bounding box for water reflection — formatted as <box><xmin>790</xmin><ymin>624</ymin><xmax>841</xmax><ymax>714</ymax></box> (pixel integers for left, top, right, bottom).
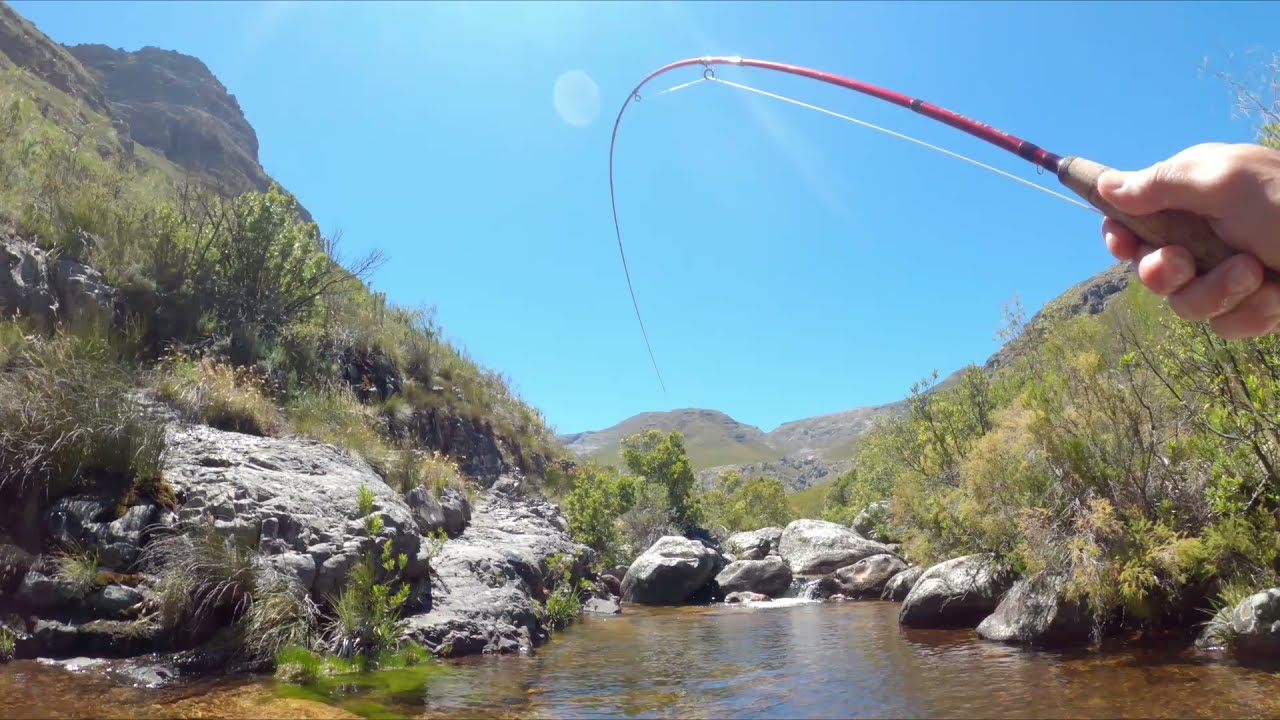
<box><xmin>6</xmin><ymin>601</ymin><xmax>1280</xmax><ymax>719</ymax></box>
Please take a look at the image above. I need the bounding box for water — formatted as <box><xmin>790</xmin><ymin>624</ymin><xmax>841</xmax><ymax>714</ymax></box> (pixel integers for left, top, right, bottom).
<box><xmin>6</xmin><ymin>601</ymin><xmax>1280</xmax><ymax>719</ymax></box>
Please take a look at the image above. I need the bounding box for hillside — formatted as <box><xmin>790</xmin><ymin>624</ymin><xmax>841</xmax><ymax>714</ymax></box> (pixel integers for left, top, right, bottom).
<box><xmin>563</xmin><ymin>261</ymin><xmax>1133</xmax><ymax>493</ymax></box>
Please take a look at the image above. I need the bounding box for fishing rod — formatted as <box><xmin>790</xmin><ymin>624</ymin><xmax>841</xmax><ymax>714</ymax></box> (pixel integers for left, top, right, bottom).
<box><xmin>609</xmin><ymin>56</ymin><xmax>1256</xmax><ymax>390</ymax></box>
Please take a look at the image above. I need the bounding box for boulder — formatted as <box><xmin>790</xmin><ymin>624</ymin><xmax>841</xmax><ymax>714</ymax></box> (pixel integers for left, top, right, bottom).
<box><xmin>725</xmin><ymin>527</ymin><xmax>784</xmax><ymax>561</ymax></box>
<box><xmin>599</xmin><ymin>573</ymin><xmax>621</xmax><ymax>598</ymax></box>
<box><xmin>725</xmin><ymin>591</ymin><xmax>770</xmax><ymax>604</ymax></box>
<box><xmin>881</xmin><ymin>566</ymin><xmax>923</xmax><ymax>601</ymax></box>
<box><xmin>14</xmin><ymin>571</ymin><xmax>82</xmax><ymax>611</ymax></box>
<box><xmin>406</xmin><ymin>487</ymin><xmax>446</xmax><ymax>535</ymax></box>
<box><xmin>778</xmin><ymin>519</ymin><xmax>895</xmax><ymax>575</ymax></box>
<box><xmin>976</xmin><ymin>573</ymin><xmax>1091</xmax><ymax>647</ymax></box>
<box><xmin>620</xmin><ymin>536</ymin><xmax>725</xmax><ymax>605</ymax></box>
<box><xmin>439</xmin><ymin>487</ymin><xmax>471</xmax><ymax>538</ymax></box>
<box><xmin>829</xmin><ymin>553</ymin><xmax>907</xmax><ymax>598</ymax></box>
<box><xmin>30</xmin><ymin>619</ymin><xmax>164</xmax><ymax>659</ymax></box>
<box><xmin>50</xmin><ymin>254</ymin><xmax>116</xmax><ymax>327</ymax></box>
<box><xmin>584</xmin><ymin>597</ymin><xmax>621</xmax><ymax>615</ymax></box>
<box><xmin>0</xmin><ymin>233</ymin><xmax>57</xmax><ymax>329</ymax></box>
<box><xmin>852</xmin><ymin>501</ymin><xmax>894</xmax><ymax>542</ymax></box>
<box><xmin>1228</xmin><ymin>588</ymin><xmax>1280</xmax><ymax>655</ymax></box>
<box><xmin>714</xmin><ymin>556</ymin><xmax>793</xmax><ymax>598</ymax></box>
<box><xmin>900</xmin><ymin>554</ymin><xmax>1015</xmax><ymax>628</ymax></box>
<box><xmin>86</xmin><ymin>585</ymin><xmax>145</xmax><ymax>619</ymax></box>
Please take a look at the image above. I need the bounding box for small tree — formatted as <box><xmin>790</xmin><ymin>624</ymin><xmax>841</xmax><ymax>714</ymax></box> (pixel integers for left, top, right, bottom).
<box><xmin>621</xmin><ymin>429</ymin><xmax>703</xmax><ymax>531</ymax></box>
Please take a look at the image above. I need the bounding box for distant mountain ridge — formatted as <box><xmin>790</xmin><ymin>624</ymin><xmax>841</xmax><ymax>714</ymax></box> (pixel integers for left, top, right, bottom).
<box><xmin>561</xmin><ymin>262</ymin><xmax>1133</xmax><ymax>492</ymax></box>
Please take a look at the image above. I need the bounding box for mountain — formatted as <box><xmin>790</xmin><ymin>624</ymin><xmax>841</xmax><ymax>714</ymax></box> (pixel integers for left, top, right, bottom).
<box><xmin>562</xmin><ymin>261</ymin><xmax>1133</xmax><ymax>492</ymax></box>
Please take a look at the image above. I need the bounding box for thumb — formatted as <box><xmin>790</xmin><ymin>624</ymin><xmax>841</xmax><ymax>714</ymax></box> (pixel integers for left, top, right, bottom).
<box><xmin>1096</xmin><ymin>144</ymin><xmax>1231</xmax><ymax>217</ymax></box>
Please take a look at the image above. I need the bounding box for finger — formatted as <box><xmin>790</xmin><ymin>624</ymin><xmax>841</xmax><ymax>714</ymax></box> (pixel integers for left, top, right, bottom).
<box><xmin>1102</xmin><ymin>217</ymin><xmax>1142</xmax><ymax>261</ymax></box>
<box><xmin>1096</xmin><ymin>142</ymin><xmax>1239</xmax><ymax>217</ymax></box>
<box><xmin>1166</xmin><ymin>253</ymin><xmax>1264</xmax><ymax>321</ymax></box>
<box><xmin>1136</xmin><ymin>244</ymin><xmax>1197</xmax><ymax>296</ymax></box>
<box><xmin>1209</xmin><ymin>281</ymin><xmax>1280</xmax><ymax>340</ymax></box>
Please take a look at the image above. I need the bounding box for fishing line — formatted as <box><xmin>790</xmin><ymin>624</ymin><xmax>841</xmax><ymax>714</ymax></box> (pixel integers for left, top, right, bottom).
<box><xmin>707</xmin><ymin>77</ymin><xmax>1101</xmax><ymax>214</ymax></box>
<box><xmin>610</xmin><ymin>56</ymin><xmax>1248</xmax><ymax>392</ymax></box>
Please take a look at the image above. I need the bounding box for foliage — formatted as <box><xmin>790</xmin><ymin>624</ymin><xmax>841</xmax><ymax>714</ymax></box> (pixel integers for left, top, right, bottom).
<box><xmin>540</xmin><ymin>552</ymin><xmax>584</xmax><ymax>632</ymax></box>
<box><xmin>0</xmin><ymin>324</ymin><xmax>166</xmax><ymax>503</ymax></box>
<box><xmin>0</xmin><ymin>626</ymin><xmax>14</xmax><ymax>663</ymax></box>
<box><xmin>703</xmin><ymin>471</ymin><xmax>793</xmax><ymax>533</ymax></box>
<box><xmin>621</xmin><ymin>430</ymin><xmax>703</xmax><ymax>531</ymax></box>
<box><xmin>616</xmin><ymin>480</ymin><xmax>677</xmax><ymax>561</ymax></box>
<box><xmin>564</xmin><ymin>464</ymin><xmax>637</xmax><ymax>567</ymax></box>
<box><xmin>53</xmin><ymin>543</ymin><xmax>100</xmax><ymax>597</ymax></box>
<box><xmin>157</xmin><ymin>355</ymin><xmax>280</xmax><ymax>436</ymax></box>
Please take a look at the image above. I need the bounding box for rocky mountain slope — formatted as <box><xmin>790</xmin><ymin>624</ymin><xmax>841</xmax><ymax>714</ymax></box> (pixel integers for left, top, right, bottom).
<box><xmin>563</xmin><ymin>262</ymin><xmax>1133</xmax><ymax>492</ymax></box>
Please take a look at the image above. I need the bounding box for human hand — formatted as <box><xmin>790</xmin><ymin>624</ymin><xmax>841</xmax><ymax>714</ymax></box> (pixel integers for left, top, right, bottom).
<box><xmin>1098</xmin><ymin>142</ymin><xmax>1280</xmax><ymax>339</ymax></box>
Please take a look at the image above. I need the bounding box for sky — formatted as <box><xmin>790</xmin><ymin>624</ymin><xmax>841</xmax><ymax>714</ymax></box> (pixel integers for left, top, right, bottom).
<box><xmin>18</xmin><ymin>1</ymin><xmax>1280</xmax><ymax>434</ymax></box>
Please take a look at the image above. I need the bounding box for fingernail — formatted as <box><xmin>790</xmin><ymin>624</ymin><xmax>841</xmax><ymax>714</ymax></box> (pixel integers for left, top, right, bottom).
<box><xmin>1098</xmin><ymin>170</ymin><xmax>1127</xmax><ymax>194</ymax></box>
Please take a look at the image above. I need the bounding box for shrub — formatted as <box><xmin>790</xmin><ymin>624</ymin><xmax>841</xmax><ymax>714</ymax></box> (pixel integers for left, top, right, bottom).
<box><xmin>0</xmin><ymin>626</ymin><xmax>14</xmax><ymax>663</ymax></box>
<box><xmin>564</xmin><ymin>465</ymin><xmax>636</xmax><ymax>567</ymax></box>
<box><xmin>53</xmin><ymin>544</ymin><xmax>99</xmax><ymax>597</ymax></box>
<box><xmin>0</xmin><ymin>329</ymin><xmax>166</xmax><ymax>503</ymax></box>
<box><xmin>621</xmin><ymin>430</ymin><xmax>703</xmax><ymax>531</ymax></box>
<box><xmin>541</xmin><ymin>553</ymin><xmax>583</xmax><ymax>632</ymax></box>
<box><xmin>157</xmin><ymin>355</ymin><xmax>280</xmax><ymax>436</ymax></box>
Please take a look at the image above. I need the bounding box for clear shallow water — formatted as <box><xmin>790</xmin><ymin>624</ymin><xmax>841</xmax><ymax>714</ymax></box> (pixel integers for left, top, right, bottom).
<box><xmin>6</xmin><ymin>601</ymin><xmax>1280</xmax><ymax>719</ymax></box>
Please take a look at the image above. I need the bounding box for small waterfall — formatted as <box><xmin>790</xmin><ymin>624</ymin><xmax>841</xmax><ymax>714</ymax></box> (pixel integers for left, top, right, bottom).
<box><xmin>781</xmin><ymin>577</ymin><xmax>822</xmax><ymax>600</ymax></box>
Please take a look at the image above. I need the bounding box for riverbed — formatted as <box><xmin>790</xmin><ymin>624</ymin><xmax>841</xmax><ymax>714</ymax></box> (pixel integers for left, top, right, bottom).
<box><xmin>6</xmin><ymin>600</ymin><xmax>1280</xmax><ymax>719</ymax></box>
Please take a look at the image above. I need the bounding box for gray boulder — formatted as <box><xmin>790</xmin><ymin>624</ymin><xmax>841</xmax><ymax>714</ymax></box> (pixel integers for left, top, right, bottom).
<box><xmin>899</xmin><ymin>554</ymin><xmax>1015</xmax><ymax>628</ymax></box>
<box><xmin>439</xmin><ymin>487</ymin><xmax>471</xmax><ymax>538</ymax></box>
<box><xmin>1228</xmin><ymin>588</ymin><xmax>1280</xmax><ymax>654</ymax></box>
<box><xmin>715</xmin><ymin>556</ymin><xmax>793</xmax><ymax>598</ymax></box>
<box><xmin>830</xmin><ymin>553</ymin><xmax>907</xmax><ymax>598</ymax></box>
<box><xmin>0</xmin><ymin>234</ymin><xmax>57</xmax><ymax>328</ymax></box>
<box><xmin>778</xmin><ymin>519</ymin><xmax>895</xmax><ymax>575</ymax></box>
<box><xmin>725</xmin><ymin>527</ymin><xmax>784</xmax><ymax>561</ymax></box>
<box><xmin>881</xmin><ymin>565</ymin><xmax>923</xmax><ymax>601</ymax></box>
<box><xmin>51</xmin><ymin>254</ymin><xmax>116</xmax><ymax>327</ymax></box>
<box><xmin>621</xmin><ymin>536</ymin><xmax>725</xmax><ymax>605</ymax></box>
<box><xmin>15</xmin><ymin>571</ymin><xmax>82</xmax><ymax>611</ymax></box>
<box><xmin>852</xmin><ymin>501</ymin><xmax>894</xmax><ymax>542</ymax></box>
<box><xmin>976</xmin><ymin>573</ymin><xmax>1091</xmax><ymax>646</ymax></box>
<box><xmin>86</xmin><ymin>585</ymin><xmax>145</xmax><ymax>619</ymax></box>
<box><xmin>405</xmin><ymin>486</ymin><xmax>592</xmax><ymax>657</ymax></box>
<box><xmin>584</xmin><ymin>597</ymin><xmax>621</xmax><ymax>615</ymax></box>
<box><xmin>406</xmin><ymin>487</ymin><xmax>446</xmax><ymax>535</ymax></box>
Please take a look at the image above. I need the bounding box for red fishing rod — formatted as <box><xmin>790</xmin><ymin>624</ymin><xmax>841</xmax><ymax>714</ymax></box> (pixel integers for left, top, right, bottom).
<box><xmin>610</xmin><ymin>56</ymin><xmax>1251</xmax><ymax>389</ymax></box>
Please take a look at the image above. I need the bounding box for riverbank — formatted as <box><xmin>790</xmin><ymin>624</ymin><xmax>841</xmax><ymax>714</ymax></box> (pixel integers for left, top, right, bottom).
<box><xmin>8</xmin><ymin>602</ymin><xmax>1280</xmax><ymax>720</ymax></box>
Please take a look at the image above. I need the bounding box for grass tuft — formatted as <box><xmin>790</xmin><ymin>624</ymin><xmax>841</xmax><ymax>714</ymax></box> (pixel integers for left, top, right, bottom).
<box><xmin>157</xmin><ymin>355</ymin><xmax>280</xmax><ymax>436</ymax></box>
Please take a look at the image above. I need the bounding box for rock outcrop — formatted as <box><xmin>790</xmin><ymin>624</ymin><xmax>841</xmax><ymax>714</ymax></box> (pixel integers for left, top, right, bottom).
<box><xmin>899</xmin><ymin>554</ymin><xmax>1015</xmax><ymax>628</ymax></box>
<box><xmin>0</xmin><ymin>232</ymin><xmax>116</xmax><ymax>331</ymax></box>
<box><xmin>725</xmin><ymin>527</ymin><xmax>784</xmax><ymax>561</ymax></box>
<box><xmin>621</xmin><ymin>536</ymin><xmax>724</xmax><ymax>606</ymax></box>
<box><xmin>714</xmin><ymin>556</ymin><xmax>793</xmax><ymax>598</ymax></box>
<box><xmin>976</xmin><ymin>573</ymin><xmax>1091</xmax><ymax>647</ymax></box>
<box><xmin>1225</xmin><ymin>588</ymin><xmax>1280</xmax><ymax>655</ymax></box>
<box><xmin>881</xmin><ymin>565</ymin><xmax>922</xmax><ymax>601</ymax></box>
<box><xmin>828</xmin><ymin>553</ymin><xmax>907</xmax><ymax>599</ymax></box>
<box><xmin>404</xmin><ymin>484</ymin><xmax>591</xmax><ymax>657</ymax></box>
<box><xmin>778</xmin><ymin>519</ymin><xmax>895</xmax><ymax>576</ymax></box>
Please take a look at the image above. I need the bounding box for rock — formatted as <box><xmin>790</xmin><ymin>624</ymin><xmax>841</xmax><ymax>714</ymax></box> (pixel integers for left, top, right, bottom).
<box><xmin>1228</xmin><ymin>588</ymin><xmax>1280</xmax><ymax>654</ymax></box>
<box><xmin>778</xmin><ymin>519</ymin><xmax>896</xmax><ymax>575</ymax></box>
<box><xmin>725</xmin><ymin>527</ymin><xmax>784</xmax><ymax>561</ymax></box>
<box><xmin>491</xmin><ymin>475</ymin><xmax>524</xmax><ymax>496</ymax></box>
<box><xmin>86</xmin><ymin>585</ymin><xmax>144</xmax><ymax>619</ymax></box>
<box><xmin>0</xmin><ymin>233</ymin><xmax>57</xmax><ymax>329</ymax></box>
<box><xmin>621</xmin><ymin>536</ymin><xmax>725</xmax><ymax>606</ymax></box>
<box><xmin>608</xmin><ymin>565</ymin><xmax>630</xmax><ymax>580</ymax></box>
<box><xmin>50</xmin><ymin>254</ymin><xmax>116</xmax><ymax>327</ymax></box>
<box><xmin>31</xmin><ymin>619</ymin><xmax>163</xmax><ymax>659</ymax></box>
<box><xmin>162</xmin><ymin>424</ymin><xmax>422</xmax><ymax>604</ymax></box>
<box><xmin>830</xmin><ymin>553</ymin><xmax>907</xmax><ymax>598</ymax></box>
<box><xmin>439</xmin><ymin>488</ymin><xmax>470</xmax><ymax>538</ymax></box>
<box><xmin>714</xmin><ymin>556</ymin><xmax>793</xmax><ymax>598</ymax></box>
<box><xmin>584</xmin><ymin>597</ymin><xmax>621</xmax><ymax>615</ymax></box>
<box><xmin>0</xmin><ymin>542</ymin><xmax>34</xmax><ymax>596</ymax></box>
<box><xmin>599</xmin><ymin>573</ymin><xmax>621</xmax><ymax>597</ymax></box>
<box><xmin>881</xmin><ymin>566</ymin><xmax>923</xmax><ymax>601</ymax></box>
<box><xmin>977</xmin><ymin>573</ymin><xmax>1091</xmax><ymax>646</ymax></box>
<box><xmin>15</xmin><ymin>571</ymin><xmax>82</xmax><ymax>611</ymax></box>
<box><xmin>406</xmin><ymin>487</ymin><xmax>446</xmax><ymax>535</ymax></box>
<box><xmin>405</xmin><ymin>486</ymin><xmax>591</xmax><ymax>657</ymax></box>
<box><xmin>725</xmin><ymin>591</ymin><xmax>771</xmax><ymax>604</ymax></box>
<box><xmin>852</xmin><ymin>501</ymin><xmax>894</xmax><ymax>542</ymax></box>
<box><xmin>899</xmin><ymin>554</ymin><xmax>1015</xmax><ymax>628</ymax></box>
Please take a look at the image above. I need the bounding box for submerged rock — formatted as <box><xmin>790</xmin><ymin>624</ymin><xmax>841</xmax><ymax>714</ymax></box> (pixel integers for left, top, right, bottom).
<box><xmin>778</xmin><ymin>519</ymin><xmax>895</xmax><ymax>575</ymax></box>
<box><xmin>881</xmin><ymin>566</ymin><xmax>923</xmax><ymax>601</ymax></box>
<box><xmin>715</xmin><ymin>556</ymin><xmax>793</xmax><ymax>598</ymax></box>
<box><xmin>725</xmin><ymin>591</ymin><xmax>770</xmax><ymax>604</ymax></box>
<box><xmin>725</xmin><ymin>527</ymin><xmax>784</xmax><ymax>561</ymax></box>
<box><xmin>976</xmin><ymin>573</ymin><xmax>1091</xmax><ymax>647</ymax></box>
<box><xmin>584</xmin><ymin>597</ymin><xmax>622</xmax><ymax>615</ymax></box>
<box><xmin>899</xmin><ymin>554</ymin><xmax>1015</xmax><ymax>628</ymax></box>
<box><xmin>621</xmin><ymin>536</ymin><xmax>725</xmax><ymax>606</ymax></box>
<box><xmin>829</xmin><ymin>554</ymin><xmax>907</xmax><ymax>599</ymax></box>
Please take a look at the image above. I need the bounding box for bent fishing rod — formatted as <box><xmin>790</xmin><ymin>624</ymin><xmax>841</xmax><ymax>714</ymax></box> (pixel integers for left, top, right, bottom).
<box><xmin>610</xmin><ymin>56</ymin><xmax>1257</xmax><ymax>390</ymax></box>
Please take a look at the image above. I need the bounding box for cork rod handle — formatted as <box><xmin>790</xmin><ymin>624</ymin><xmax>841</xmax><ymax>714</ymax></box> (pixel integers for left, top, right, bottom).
<box><xmin>1058</xmin><ymin>156</ymin><xmax>1280</xmax><ymax>284</ymax></box>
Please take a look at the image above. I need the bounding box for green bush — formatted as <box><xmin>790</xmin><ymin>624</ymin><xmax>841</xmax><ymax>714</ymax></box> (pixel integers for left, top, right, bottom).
<box><xmin>621</xmin><ymin>430</ymin><xmax>703</xmax><ymax>531</ymax></box>
<box><xmin>0</xmin><ymin>626</ymin><xmax>14</xmax><ymax>663</ymax></box>
<box><xmin>53</xmin><ymin>544</ymin><xmax>100</xmax><ymax>597</ymax></box>
<box><xmin>564</xmin><ymin>464</ymin><xmax>636</xmax><ymax>567</ymax></box>
<box><xmin>540</xmin><ymin>553</ymin><xmax>583</xmax><ymax>632</ymax></box>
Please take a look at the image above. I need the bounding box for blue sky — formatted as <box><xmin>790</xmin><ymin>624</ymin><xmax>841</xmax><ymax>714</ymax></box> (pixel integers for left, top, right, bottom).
<box><xmin>20</xmin><ymin>1</ymin><xmax>1280</xmax><ymax>434</ymax></box>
